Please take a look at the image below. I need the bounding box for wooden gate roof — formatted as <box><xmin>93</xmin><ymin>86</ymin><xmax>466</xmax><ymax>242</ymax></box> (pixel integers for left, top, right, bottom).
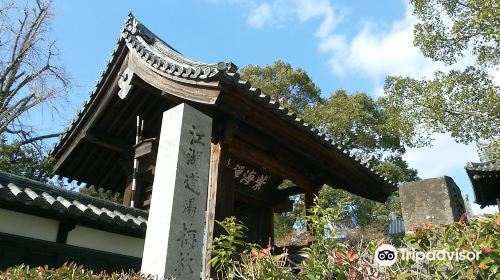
<box><xmin>465</xmin><ymin>161</ymin><xmax>500</xmax><ymax>208</ymax></box>
<box><xmin>50</xmin><ymin>14</ymin><xmax>396</xmax><ymax>202</ymax></box>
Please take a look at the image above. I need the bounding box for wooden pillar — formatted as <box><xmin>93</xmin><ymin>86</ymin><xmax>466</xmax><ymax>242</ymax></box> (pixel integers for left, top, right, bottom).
<box><xmin>212</xmin><ymin>161</ymin><xmax>235</xmax><ymax>244</ymax></box>
<box><xmin>203</xmin><ymin>142</ymin><xmax>222</xmax><ymax>279</ymax></box>
<box><xmin>203</xmin><ymin>120</ymin><xmax>235</xmax><ymax>279</ymax></box>
<box><xmin>305</xmin><ymin>189</ymin><xmax>318</xmax><ymax>244</ymax></box>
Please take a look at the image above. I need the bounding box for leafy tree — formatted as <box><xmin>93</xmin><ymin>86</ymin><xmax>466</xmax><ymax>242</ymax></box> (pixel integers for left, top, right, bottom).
<box><xmin>243</xmin><ymin>61</ymin><xmax>419</xmax><ymax>240</ymax></box>
<box><xmin>304</xmin><ymin>90</ymin><xmax>405</xmax><ymax>154</ymax></box>
<box><xmin>318</xmin><ymin>155</ymin><xmax>419</xmax><ymax>230</ymax></box>
<box><xmin>0</xmin><ymin>136</ymin><xmax>54</xmax><ymax>182</ymax></box>
<box><xmin>79</xmin><ymin>185</ymin><xmax>122</xmax><ymax>204</ymax></box>
<box><xmin>382</xmin><ymin>0</ymin><xmax>499</xmax><ymax>145</ymax></box>
<box><xmin>241</xmin><ymin>60</ymin><xmax>322</xmax><ymax>114</ymax></box>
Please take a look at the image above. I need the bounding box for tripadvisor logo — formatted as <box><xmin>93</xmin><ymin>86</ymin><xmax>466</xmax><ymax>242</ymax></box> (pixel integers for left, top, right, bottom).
<box><xmin>374</xmin><ymin>244</ymin><xmax>398</xmax><ymax>266</ymax></box>
<box><xmin>374</xmin><ymin>244</ymin><xmax>481</xmax><ymax>267</ymax></box>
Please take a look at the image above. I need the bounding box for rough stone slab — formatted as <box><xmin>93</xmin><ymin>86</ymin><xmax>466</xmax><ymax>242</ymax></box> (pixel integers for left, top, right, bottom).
<box><xmin>141</xmin><ymin>103</ymin><xmax>212</xmax><ymax>279</ymax></box>
<box><xmin>399</xmin><ymin>176</ymin><xmax>466</xmax><ymax>232</ymax></box>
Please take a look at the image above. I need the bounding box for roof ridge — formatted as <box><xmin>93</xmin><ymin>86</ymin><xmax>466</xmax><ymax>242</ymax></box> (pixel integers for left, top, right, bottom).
<box><xmin>122</xmin><ymin>13</ymin><xmax>237</xmax><ymax>79</ymax></box>
<box><xmin>0</xmin><ymin>170</ymin><xmax>148</xmax><ymax>217</ymax></box>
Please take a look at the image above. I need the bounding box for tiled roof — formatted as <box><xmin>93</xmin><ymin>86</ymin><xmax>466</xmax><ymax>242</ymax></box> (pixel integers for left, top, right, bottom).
<box><xmin>465</xmin><ymin>160</ymin><xmax>499</xmax><ymax>178</ymax></box>
<box><xmin>0</xmin><ymin>171</ymin><xmax>147</xmax><ymax>234</ymax></box>
<box><xmin>121</xmin><ymin>14</ymin><xmax>237</xmax><ymax>79</ymax></box>
<box><xmin>50</xmin><ymin>13</ymin><xmax>396</xmax><ymax>193</ymax></box>
<box><xmin>465</xmin><ymin>161</ymin><xmax>500</xmax><ymax>207</ymax></box>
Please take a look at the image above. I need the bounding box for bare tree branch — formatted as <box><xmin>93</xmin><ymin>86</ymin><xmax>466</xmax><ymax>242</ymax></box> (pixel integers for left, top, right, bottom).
<box><xmin>0</xmin><ymin>0</ymin><xmax>71</xmax><ymax>148</ymax></box>
<box><xmin>14</xmin><ymin>132</ymin><xmax>61</xmax><ymax>146</ymax></box>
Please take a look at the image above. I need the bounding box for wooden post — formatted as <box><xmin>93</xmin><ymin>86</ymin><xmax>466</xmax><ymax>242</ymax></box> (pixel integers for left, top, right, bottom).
<box><xmin>202</xmin><ymin>141</ymin><xmax>221</xmax><ymax>279</ymax></box>
<box><xmin>305</xmin><ymin>189</ymin><xmax>318</xmax><ymax>245</ymax></box>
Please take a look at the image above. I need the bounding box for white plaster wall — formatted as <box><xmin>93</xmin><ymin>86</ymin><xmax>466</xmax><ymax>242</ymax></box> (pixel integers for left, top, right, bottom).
<box><xmin>66</xmin><ymin>226</ymin><xmax>144</xmax><ymax>258</ymax></box>
<box><xmin>0</xmin><ymin>208</ymin><xmax>59</xmax><ymax>242</ymax></box>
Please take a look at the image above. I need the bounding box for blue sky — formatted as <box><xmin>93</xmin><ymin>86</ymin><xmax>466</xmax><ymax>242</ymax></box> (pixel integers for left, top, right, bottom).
<box><xmin>44</xmin><ymin>0</ymin><xmax>497</xmax><ymax>214</ymax></box>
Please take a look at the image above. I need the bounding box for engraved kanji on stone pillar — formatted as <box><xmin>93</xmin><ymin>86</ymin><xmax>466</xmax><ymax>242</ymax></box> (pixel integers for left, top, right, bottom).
<box><xmin>141</xmin><ymin>103</ymin><xmax>212</xmax><ymax>279</ymax></box>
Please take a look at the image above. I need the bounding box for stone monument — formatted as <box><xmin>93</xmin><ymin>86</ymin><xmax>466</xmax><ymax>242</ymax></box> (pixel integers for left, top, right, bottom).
<box><xmin>399</xmin><ymin>176</ymin><xmax>466</xmax><ymax>232</ymax></box>
<box><xmin>141</xmin><ymin>103</ymin><xmax>212</xmax><ymax>279</ymax></box>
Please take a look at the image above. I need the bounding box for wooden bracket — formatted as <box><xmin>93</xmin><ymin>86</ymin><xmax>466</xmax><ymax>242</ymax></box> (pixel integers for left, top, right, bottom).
<box><xmin>118</xmin><ymin>68</ymin><xmax>135</xmax><ymax>99</ymax></box>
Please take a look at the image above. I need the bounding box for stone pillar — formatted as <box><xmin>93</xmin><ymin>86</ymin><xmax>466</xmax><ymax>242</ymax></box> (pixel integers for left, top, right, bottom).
<box><xmin>141</xmin><ymin>103</ymin><xmax>212</xmax><ymax>279</ymax></box>
<box><xmin>399</xmin><ymin>176</ymin><xmax>466</xmax><ymax>232</ymax></box>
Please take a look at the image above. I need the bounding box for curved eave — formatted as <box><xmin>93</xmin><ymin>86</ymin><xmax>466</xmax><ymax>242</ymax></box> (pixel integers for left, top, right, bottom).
<box><xmin>465</xmin><ymin>161</ymin><xmax>500</xmax><ymax>207</ymax></box>
<box><xmin>51</xmin><ymin>13</ymin><xmax>396</xmax><ymax>201</ymax></box>
<box><xmin>121</xmin><ymin>13</ymin><xmax>236</xmax><ymax>81</ymax></box>
<box><xmin>50</xmin><ymin>13</ymin><xmax>232</xmax><ymax>159</ymax></box>
<box><xmin>50</xmin><ymin>35</ymin><xmax>128</xmax><ymax>159</ymax></box>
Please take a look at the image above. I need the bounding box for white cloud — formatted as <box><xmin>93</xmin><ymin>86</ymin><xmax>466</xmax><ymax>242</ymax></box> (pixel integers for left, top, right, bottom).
<box><xmin>247</xmin><ymin>3</ymin><xmax>273</xmax><ymax>28</ymax></box>
<box><xmin>241</xmin><ymin>0</ymin><xmax>343</xmax><ymax>35</ymax></box>
<box><xmin>318</xmin><ymin>7</ymin><xmax>445</xmax><ymax>82</ymax></box>
<box><xmin>296</xmin><ymin>0</ymin><xmax>341</xmax><ymax>38</ymax></box>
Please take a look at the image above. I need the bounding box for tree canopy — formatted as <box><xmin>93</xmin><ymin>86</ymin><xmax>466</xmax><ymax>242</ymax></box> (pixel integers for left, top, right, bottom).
<box><xmin>242</xmin><ymin>61</ymin><xmax>419</xmax><ymax>241</ymax></box>
<box><xmin>304</xmin><ymin>90</ymin><xmax>405</xmax><ymax>154</ymax></box>
<box><xmin>240</xmin><ymin>60</ymin><xmax>322</xmax><ymax>114</ymax></box>
<box><xmin>382</xmin><ymin>0</ymin><xmax>499</xmax><ymax>145</ymax></box>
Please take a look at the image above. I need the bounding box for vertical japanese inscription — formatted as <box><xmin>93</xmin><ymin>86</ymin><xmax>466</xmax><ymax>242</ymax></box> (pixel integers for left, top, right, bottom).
<box><xmin>174</xmin><ymin>124</ymin><xmax>207</xmax><ymax>277</ymax></box>
<box><xmin>141</xmin><ymin>104</ymin><xmax>212</xmax><ymax>280</ymax></box>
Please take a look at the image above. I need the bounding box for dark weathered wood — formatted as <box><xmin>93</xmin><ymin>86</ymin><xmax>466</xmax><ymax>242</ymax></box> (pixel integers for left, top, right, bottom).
<box><xmin>128</xmin><ymin>54</ymin><xmax>222</xmax><ymax>104</ymax></box>
<box><xmin>234</xmin><ymin>187</ymin><xmax>271</xmax><ymax>207</ymax></box>
<box><xmin>203</xmin><ymin>139</ymin><xmax>222</xmax><ymax>280</ymax></box>
<box><xmin>84</xmin><ymin>130</ymin><xmax>130</xmax><ymax>154</ymax></box>
<box><xmin>53</xmin><ymin>48</ymin><xmax>130</xmax><ymax>171</ymax></box>
<box><xmin>234</xmin><ymin>202</ymin><xmax>274</xmax><ymax>246</ymax></box>
<box><xmin>218</xmin><ymin>90</ymin><xmax>393</xmax><ymax>202</ymax></box>
<box><xmin>123</xmin><ymin>176</ymin><xmax>132</xmax><ymax>207</ymax></box>
<box><xmin>305</xmin><ymin>189</ymin><xmax>319</xmax><ymax>244</ymax></box>
<box><xmin>118</xmin><ymin>68</ymin><xmax>135</xmax><ymax>99</ymax></box>
<box><xmin>227</xmin><ymin>140</ymin><xmax>311</xmax><ymax>189</ymax></box>
<box><xmin>273</xmin><ymin>199</ymin><xmax>293</xmax><ymax>213</ymax></box>
<box><xmin>0</xmin><ymin>232</ymin><xmax>141</xmax><ymax>273</ymax></box>
<box><xmin>56</xmin><ymin>222</ymin><xmax>76</xmax><ymax>244</ymax></box>
<box><xmin>133</xmin><ymin>138</ymin><xmax>158</xmax><ymax>165</ymax></box>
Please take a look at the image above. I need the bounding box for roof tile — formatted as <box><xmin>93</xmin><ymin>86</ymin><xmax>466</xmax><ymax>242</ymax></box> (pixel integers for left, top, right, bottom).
<box><xmin>0</xmin><ymin>171</ymin><xmax>147</xmax><ymax>235</ymax></box>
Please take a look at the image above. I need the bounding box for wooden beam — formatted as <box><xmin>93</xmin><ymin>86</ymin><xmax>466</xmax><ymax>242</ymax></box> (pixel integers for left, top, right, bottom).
<box><xmin>84</xmin><ymin>130</ymin><xmax>131</xmax><ymax>154</ymax></box>
<box><xmin>56</xmin><ymin>222</ymin><xmax>76</xmax><ymax>244</ymax></box>
<box><xmin>217</xmin><ymin>91</ymin><xmax>395</xmax><ymax>202</ymax></box>
<box><xmin>227</xmin><ymin>140</ymin><xmax>311</xmax><ymax>190</ymax></box>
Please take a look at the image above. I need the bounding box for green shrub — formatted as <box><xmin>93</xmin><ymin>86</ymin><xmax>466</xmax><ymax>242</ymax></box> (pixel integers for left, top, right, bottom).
<box><xmin>0</xmin><ymin>263</ymin><xmax>153</xmax><ymax>280</ymax></box>
<box><xmin>210</xmin><ymin>197</ymin><xmax>500</xmax><ymax>280</ymax></box>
